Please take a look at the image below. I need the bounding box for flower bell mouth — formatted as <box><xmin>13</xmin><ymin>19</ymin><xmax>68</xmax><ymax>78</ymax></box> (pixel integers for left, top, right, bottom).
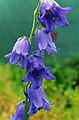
<box><xmin>46</xmin><ymin>10</ymin><xmax>52</xmax><ymax>15</ymax></box>
<box><xmin>46</xmin><ymin>10</ymin><xmax>59</xmax><ymax>22</ymax></box>
<box><xmin>22</xmin><ymin>55</ymin><xmax>55</xmax><ymax>88</ymax></box>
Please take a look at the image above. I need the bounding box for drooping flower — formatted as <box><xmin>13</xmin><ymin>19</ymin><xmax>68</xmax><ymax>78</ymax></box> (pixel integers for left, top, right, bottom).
<box><xmin>36</xmin><ymin>29</ymin><xmax>57</xmax><ymax>56</ymax></box>
<box><xmin>38</xmin><ymin>0</ymin><xmax>72</xmax><ymax>33</ymax></box>
<box><xmin>5</xmin><ymin>36</ymin><xmax>30</xmax><ymax>69</ymax></box>
<box><xmin>27</xmin><ymin>84</ymin><xmax>52</xmax><ymax>114</ymax></box>
<box><xmin>22</xmin><ymin>55</ymin><xmax>55</xmax><ymax>88</ymax></box>
<box><xmin>10</xmin><ymin>101</ymin><xmax>25</xmax><ymax>120</ymax></box>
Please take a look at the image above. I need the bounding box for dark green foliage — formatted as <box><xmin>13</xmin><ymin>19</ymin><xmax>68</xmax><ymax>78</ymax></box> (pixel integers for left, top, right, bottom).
<box><xmin>43</xmin><ymin>55</ymin><xmax>79</xmax><ymax>90</ymax></box>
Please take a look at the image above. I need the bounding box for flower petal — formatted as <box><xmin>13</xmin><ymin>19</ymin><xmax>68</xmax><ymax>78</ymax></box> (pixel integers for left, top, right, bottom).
<box><xmin>5</xmin><ymin>53</ymin><xmax>11</xmax><ymax>58</ymax></box>
<box><xmin>46</xmin><ymin>67</ymin><xmax>52</xmax><ymax>71</ymax></box>
<box><xmin>43</xmin><ymin>69</ymin><xmax>55</xmax><ymax>80</ymax></box>
<box><xmin>22</xmin><ymin>72</ymin><xmax>30</xmax><ymax>82</ymax></box>
<box><xmin>42</xmin><ymin>99</ymin><xmax>50</xmax><ymax>110</ymax></box>
<box><xmin>44</xmin><ymin>0</ymin><xmax>54</xmax><ymax>10</ymax></box>
<box><xmin>21</xmin><ymin>38</ymin><xmax>30</xmax><ymax>56</ymax></box>
<box><xmin>18</xmin><ymin>56</ymin><xmax>27</xmax><ymax>69</ymax></box>
<box><xmin>31</xmin><ymin>76</ymin><xmax>43</xmax><ymax>89</ymax></box>
<box><xmin>27</xmin><ymin>85</ymin><xmax>43</xmax><ymax>108</ymax></box>
<box><xmin>46</xmin><ymin>43</ymin><xmax>57</xmax><ymax>53</ymax></box>
<box><xmin>9</xmin><ymin>52</ymin><xmax>20</xmax><ymax>64</ymax></box>
<box><xmin>36</xmin><ymin>29</ymin><xmax>47</xmax><ymax>50</ymax></box>
<box><xmin>55</xmin><ymin>15</ymin><xmax>69</xmax><ymax>27</ymax></box>
<box><xmin>28</xmin><ymin>103</ymin><xmax>38</xmax><ymax>115</ymax></box>
<box><xmin>37</xmin><ymin>50</ymin><xmax>45</xmax><ymax>56</ymax></box>
<box><xmin>57</xmin><ymin>6</ymin><xmax>72</xmax><ymax>14</ymax></box>
<box><xmin>10</xmin><ymin>101</ymin><xmax>24</xmax><ymax>120</ymax></box>
<box><xmin>45</xmin><ymin>14</ymin><xmax>55</xmax><ymax>33</ymax></box>
<box><xmin>40</xmin><ymin>3</ymin><xmax>46</xmax><ymax>14</ymax></box>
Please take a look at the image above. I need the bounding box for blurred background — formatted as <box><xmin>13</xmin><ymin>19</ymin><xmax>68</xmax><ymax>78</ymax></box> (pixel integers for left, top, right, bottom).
<box><xmin>0</xmin><ymin>0</ymin><xmax>79</xmax><ymax>120</ymax></box>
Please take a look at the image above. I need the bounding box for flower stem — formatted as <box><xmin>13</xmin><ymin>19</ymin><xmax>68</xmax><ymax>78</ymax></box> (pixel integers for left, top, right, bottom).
<box><xmin>23</xmin><ymin>83</ymin><xmax>30</xmax><ymax>120</ymax></box>
<box><xmin>24</xmin><ymin>3</ymin><xmax>40</xmax><ymax>120</ymax></box>
<box><xmin>29</xmin><ymin>2</ymin><xmax>40</xmax><ymax>42</ymax></box>
<box><xmin>24</xmin><ymin>97</ymin><xmax>29</xmax><ymax>120</ymax></box>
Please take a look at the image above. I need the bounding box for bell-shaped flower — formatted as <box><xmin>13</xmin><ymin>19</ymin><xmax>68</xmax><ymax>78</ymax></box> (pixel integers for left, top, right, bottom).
<box><xmin>10</xmin><ymin>101</ymin><xmax>24</xmax><ymax>120</ymax></box>
<box><xmin>5</xmin><ymin>36</ymin><xmax>30</xmax><ymax>69</ymax></box>
<box><xmin>27</xmin><ymin>84</ymin><xmax>52</xmax><ymax>114</ymax></box>
<box><xmin>36</xmin><ymin>29</ymin><xmax>57</xmax><ymax>56</ymax></box>
<box><xmin>38</xmin><ymin>0</ymin><xmax>72</xmax><ymax>33</ymax></box>
<box><xmin>22</xmin><ymin>55</ymin><xmax>55</xmax><ymax>88</ymax></box>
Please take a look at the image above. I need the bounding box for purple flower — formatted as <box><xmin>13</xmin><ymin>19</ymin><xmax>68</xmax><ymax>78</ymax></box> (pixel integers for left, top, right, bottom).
<box><xmin>22</xmin><ymin>55</ymin><xmax>55</xmax><ymax>88</ymax></box>
<box><xmin>5</xmin><ymin>36</ymin><xmax>30</xmax><ymax>69</ymax></box>
<box><xmin>27</xmin><ymin>84</ymin><xmax>51</xmax><ymax>114</ymax></box>
<box><xmin>39</xmin><ymin>0</ymin><xmax>72</xmax><ymax>33</ymax></box>
<box><xmin>10</xmin><ymin>101</ymin><xmax>24</xmax><ymax>120</ymax></box>
<box><xmin>36</xmin><ymin>29</ymin><xmax>57</xmax><ymax>56</ymax></box>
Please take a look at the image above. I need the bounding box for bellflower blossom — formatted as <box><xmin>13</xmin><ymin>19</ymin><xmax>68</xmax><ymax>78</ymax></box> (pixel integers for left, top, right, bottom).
<box><xmin>38</xmin><ymin>0</ymin><xmax>72</xmax><ymax>33</ymax></box>
<box><xmin>27</xmin><ymin>84</ymin><xmax>51</xmax><ymax>114</ymax></box>
<box><xmin>22</xmin><ymin>55</ymin><xmax>55</xmax><ymax>88</ymax></box>
<box><xmin>5</xmin><ymin>36</ymin><xmax>30</xmax><ymax>69</ymax></box>
<box><xmin>36</xmin><ymin>29</ymin><xmax>57</xmax><ymax>56</ymax></box>
<box><xmin>10</xmin><ymin>101</ymin><xmax>24</xmax><ymax>120</ymax></box>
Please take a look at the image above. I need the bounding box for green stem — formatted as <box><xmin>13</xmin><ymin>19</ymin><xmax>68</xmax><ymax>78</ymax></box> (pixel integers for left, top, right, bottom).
<box><xmin>23</xmin><ymin>82</ymin><xmax>30</xmax><ymax>120</ymax></box>
<box><xmin>24</xmin><ymin>97</ymin><xmax>29</xmax><ymax>120</ymax></box>
<box><xmin>24</xmin><ymin>2</ymin><xmax>40</xmax><ymax>120</ymax></box>
<box><xmin>29</xmin><ymin>2</ymin><xmax>40</xmax><ymax>42</ymax></box>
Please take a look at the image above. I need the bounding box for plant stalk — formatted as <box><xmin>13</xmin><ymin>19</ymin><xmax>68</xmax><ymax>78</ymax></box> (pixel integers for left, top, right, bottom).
<box><xmin>24</xmin><ymin>96</ymin><xmax>29</xmax><ymax>120</ymax></box>
<box><xmin>29</xmin><ymin>2</ymin><xmax>40</xmax><ymax>42</ymax></box>
<box><xmin>24</xmin><ymin>2</ymin><xmax>40</xmax><ymax>120</ymax></box>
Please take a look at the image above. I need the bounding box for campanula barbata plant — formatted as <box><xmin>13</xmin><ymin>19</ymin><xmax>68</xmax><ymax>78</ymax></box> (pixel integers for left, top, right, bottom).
<box><xmin>5</xmin><ymin>0</ymin><xmax>71</xmax><ymax>119</ymax></box>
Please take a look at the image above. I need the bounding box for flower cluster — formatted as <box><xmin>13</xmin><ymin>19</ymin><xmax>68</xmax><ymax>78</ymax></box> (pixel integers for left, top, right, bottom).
<box><xmin>5</xmin><ymin>0</ymin><xmax>71</xmax><ymax>119</ymax></box>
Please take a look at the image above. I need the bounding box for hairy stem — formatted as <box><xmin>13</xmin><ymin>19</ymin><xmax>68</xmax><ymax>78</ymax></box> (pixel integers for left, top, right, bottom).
<box><xmin>24</xmin><ymin>97</ymin><xmax>29</xmax><ymax>120</ymax></box>
<box><xmin>24</xmin><ymin>2</ymin><xmax>40</xmax><ymax>120</ymax></box>
<box><xmin>24</xmin><ymin>82</ymin><xmax>30</xmax><ymax>120</ymax></box>
<box><xmin>29</xmin><ymin>2</ymin><xmax>40</xmax><ymax>42</ymax></box>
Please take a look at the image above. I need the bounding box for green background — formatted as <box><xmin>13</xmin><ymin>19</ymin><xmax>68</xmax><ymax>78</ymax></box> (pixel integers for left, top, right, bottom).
<box><xmin>0</xmin><ymin>0</ymin><xmax>78</xmax><ymax>61</ymax></box>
